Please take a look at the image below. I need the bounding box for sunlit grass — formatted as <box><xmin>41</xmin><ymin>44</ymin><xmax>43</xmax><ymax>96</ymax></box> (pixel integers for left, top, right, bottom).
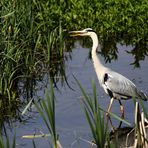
<box><xmin>0</xmin><ymin>0</ymin><xmax>66</xmax><ymax>105</ymax></box>
<box><xmin>0</xmin><ymin>0</ymin><xmax>66</xmax><ymax>125</ymax></box>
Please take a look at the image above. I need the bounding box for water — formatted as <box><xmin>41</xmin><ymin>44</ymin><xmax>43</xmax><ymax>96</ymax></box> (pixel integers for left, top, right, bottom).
<box><xmin>7</xmin><ymin>42</ymin><xmax>148</xmax><ymax>147</ymax></box>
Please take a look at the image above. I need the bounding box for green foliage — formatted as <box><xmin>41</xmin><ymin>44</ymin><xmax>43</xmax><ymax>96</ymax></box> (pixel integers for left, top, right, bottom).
<box><xmin>65</xmin><ymin>0</ymin><xmax>148</xmax><ymax>66</ymax></box>
<box><xmin>0</xmin><ymin>0</ymin><xmax>66</xmax><ymax>102</ymax></box>
<box><xmin>64</xmin><ymin>0</ymin><xmax>148</xmax><ymax>44</ymax></box>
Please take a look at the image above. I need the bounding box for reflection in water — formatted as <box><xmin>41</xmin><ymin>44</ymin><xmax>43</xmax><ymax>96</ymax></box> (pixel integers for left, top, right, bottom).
<box><xmin>102</xmin><ymin>38</ymin><xmax>118</xmax><ymax>63</ymax></box>
<box><xmin>0</xmin><ymin>94</ymin><xmax>21</xmax><ymax>133</ymax></box>
<box><xmin>68</xmin><ymin>35</ymin><xmax>148</xmax><ymax>68</ymax></box>
<box><xmin>0</xmin><ymin>55</ymin><xmax>66</xmax><ymax>131</ymax></box>
<box><xmin>126</xmin><ymin>42</ymin><xmax>148</xmax><ymax>67</ymax></box>
<box><xmin>101</xmin><ymin>39</ymin><xmax>147</xmax><ymax>68</ymax></box>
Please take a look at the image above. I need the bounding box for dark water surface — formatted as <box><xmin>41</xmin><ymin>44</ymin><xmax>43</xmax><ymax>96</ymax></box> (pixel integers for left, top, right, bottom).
<box><xmin>9</xmin><ymin>42</ymin><xmax>148</xmax><ymax>147</ymax></box>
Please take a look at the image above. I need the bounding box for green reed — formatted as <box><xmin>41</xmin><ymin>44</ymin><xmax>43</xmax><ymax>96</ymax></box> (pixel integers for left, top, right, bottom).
<box><xmin>0</xmin><ymin>0</ymin><xmax>66</xmax><ymax>103</ymax></box>
<box><xmin>74</xmin><ymin>78</ymin><xmax>109</xmax><ymax>147</ymax></box>
<box><xmin>0</xmin><ymin>1</ymin><xmax>66</xmax><ymax>131</ymax></box>
<box><xmin>0</xmin><ymin>133</ymin><xmax>16</xmax><ymax>148</ymax></box>
<box><xmin>35</xmin><ymin>81</ymin><xmax>61</xmax><ymax>148</ymax></box>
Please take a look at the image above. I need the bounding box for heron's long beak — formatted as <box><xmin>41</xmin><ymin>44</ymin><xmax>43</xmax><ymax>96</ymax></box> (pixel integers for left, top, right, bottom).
<box><xmin>69</xmin><ymin>30</ymin><xmax>86</xmax><ymax>37</ymax></box>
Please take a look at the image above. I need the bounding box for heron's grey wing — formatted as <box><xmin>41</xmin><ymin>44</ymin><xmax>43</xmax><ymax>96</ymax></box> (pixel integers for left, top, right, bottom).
<box><xmin>104</xmin><ymin>71</ymin><xmax>138</xmax><ymax>99</ymax></box>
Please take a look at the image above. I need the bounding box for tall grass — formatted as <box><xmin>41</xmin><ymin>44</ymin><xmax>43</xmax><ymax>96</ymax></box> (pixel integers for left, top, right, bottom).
<box><xmin>0</xmin><ymin>133</ymin><xmax>16</xmax><ymax>148</ymax></box>
<box><xmin>0</xmin><ymin>0</ymin><xmax>67</xmax><ymax>126</ymax></box>
<box><xmin>35</xmin><ymin>80</ymin><xmax>62</xmax><ymax>148</ymax></box>
<box><xmin>74</xmin><ymin>78</ymin><xmax>109</xmax><ymax>147</ymax></box>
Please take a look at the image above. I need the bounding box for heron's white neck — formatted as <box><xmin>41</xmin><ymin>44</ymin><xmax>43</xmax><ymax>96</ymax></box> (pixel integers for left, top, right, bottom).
<box><xmin>90</xmin><ymin>32</ymin><xmax>106</xmax><ymax>82</ymax></box>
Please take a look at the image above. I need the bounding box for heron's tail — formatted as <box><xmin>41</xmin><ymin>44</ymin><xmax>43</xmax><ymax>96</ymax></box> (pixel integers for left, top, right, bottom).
<box><xmin>137</xmin><ymin>90</ymin><xmax>148</xmax><ymax>101</ymax></box>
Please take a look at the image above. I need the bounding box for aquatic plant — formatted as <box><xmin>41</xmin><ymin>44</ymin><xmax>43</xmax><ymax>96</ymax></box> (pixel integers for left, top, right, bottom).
<box><xmin>78</xmin><ymin>80</ymin><xmax>109</xmax><ymax>147</ymax></box>
<box><xmin>0</xmin><ymin>133</ymin><xmax>16</xmax><ymax>148</ymax></box>
<box><xmin>35</xmin><ymin>81</ymin><xmax>62</xmax><ymax>148</ymax></box>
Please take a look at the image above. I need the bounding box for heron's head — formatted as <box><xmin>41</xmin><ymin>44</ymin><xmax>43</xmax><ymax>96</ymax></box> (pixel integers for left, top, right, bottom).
<box><xmin>69</xmin><ymin>28</ymin><xmax>99</xmax><ymax>49</ymax></box>
<box><xmin>69</xmin><ymin>28</ymin><xmax>95</xmax><ymax>37</ymax></box>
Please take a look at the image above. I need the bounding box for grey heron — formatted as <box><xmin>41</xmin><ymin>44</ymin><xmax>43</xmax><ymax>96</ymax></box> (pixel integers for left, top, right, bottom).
<box><xmin>70</xmin><ymin>28</ymin><xmax>147</xmax><ymax>118</ymax></box>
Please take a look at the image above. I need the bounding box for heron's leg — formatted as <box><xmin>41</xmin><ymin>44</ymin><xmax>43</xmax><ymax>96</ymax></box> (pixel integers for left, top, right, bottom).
<box><xmin>118</xmin><ymin>100</ymin><xmax>124</xmax><ymax>118</ymax></box>
<box><xmin>106</xmin><ymin>97</ymin><xmax>115</xmax><ymax>131</ymax></box>
<box><xmin>106</xmin><ymin>97</ymin><xmax>114</xmax><ymax>116</ymax></box>
<box><xmin>118</xmin><ymin>100</ymin><xmax>124</xmax><ymax>128</ymax></box>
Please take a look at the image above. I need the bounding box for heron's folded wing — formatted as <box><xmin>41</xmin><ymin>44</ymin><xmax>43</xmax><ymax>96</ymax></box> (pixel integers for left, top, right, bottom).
<box><xmin>104</xmin><ymin>72</ymin><xmax>137</xmax><ymax>98</ymax></box>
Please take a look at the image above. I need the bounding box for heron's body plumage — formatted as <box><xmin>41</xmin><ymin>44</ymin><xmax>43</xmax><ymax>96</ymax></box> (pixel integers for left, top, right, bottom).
<box><xmin>101</xmin><ymin>70</ymin><xmax>147</xmax><ymax>101</ymax></box>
